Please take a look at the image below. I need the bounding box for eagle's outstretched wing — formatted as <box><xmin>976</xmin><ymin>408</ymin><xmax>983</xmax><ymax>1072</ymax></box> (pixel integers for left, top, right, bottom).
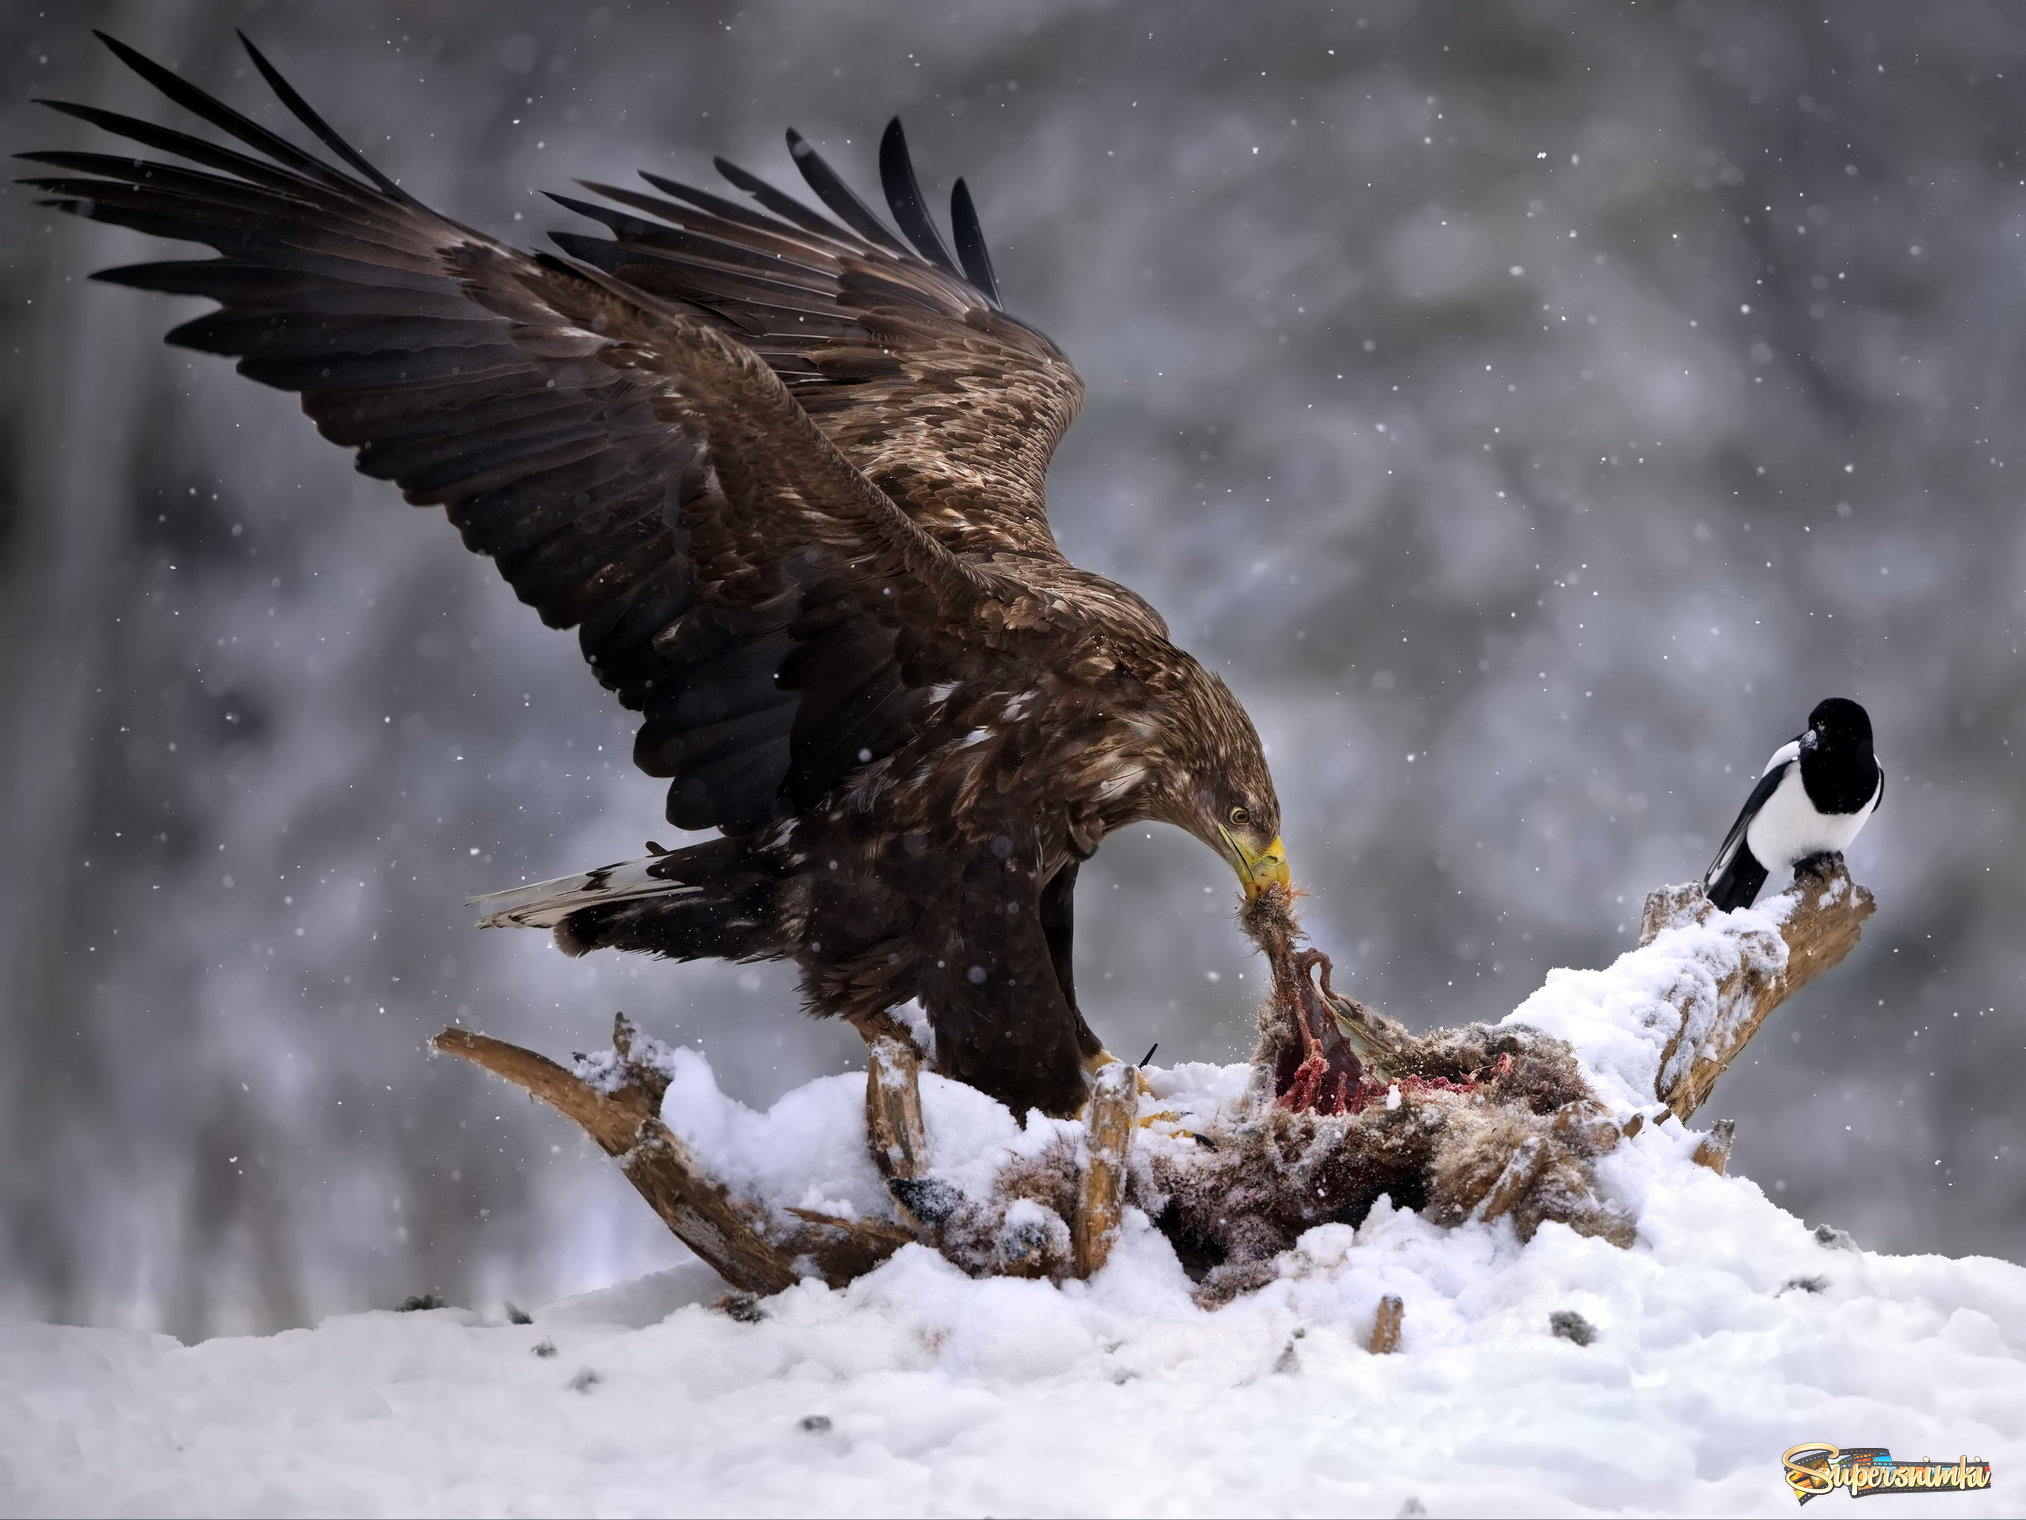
<box><xmin>552</xmin><ymin>120</ymin><xmax>1085</xmax><ymax>561</ymax></box>
<box><xmin>24</xmin><ymin>33</ymin><xmax>1083</xmax><ymax>836</ymax></box>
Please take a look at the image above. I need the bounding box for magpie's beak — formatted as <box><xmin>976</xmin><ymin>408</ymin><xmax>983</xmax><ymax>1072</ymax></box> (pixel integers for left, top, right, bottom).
<box><xmin>1219</xmin><ymin>827</ymin><xmax>1291</xmax><ymax>900</ymax></box>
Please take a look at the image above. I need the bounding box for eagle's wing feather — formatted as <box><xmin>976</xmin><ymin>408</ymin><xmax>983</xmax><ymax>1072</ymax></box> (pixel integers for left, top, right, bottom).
<box><xmin>877</xmin><ymin>120</ymin><xmax>964</xmax><ymax>278</ymax></box>
<box><xmin>28</xmin><ymin>33</ymin><xmax>1051</xmax><ymax>837</ymax></box>
<box><xmin>553</xmin><ymin>134</ymin><xmax>1085</xmax><ymax>560</ymax></box>
<box><xmin>948</xmin><ymin>178</ymin><xmax>1000</xmax><ymax>303</ymax></box>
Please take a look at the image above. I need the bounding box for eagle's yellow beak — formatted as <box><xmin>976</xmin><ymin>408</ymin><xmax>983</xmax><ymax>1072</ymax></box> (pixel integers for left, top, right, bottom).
<box><xmin>1219</xmin><ymin>827</ymin><xmax>1291</xmax><ymax>900</ymax></box>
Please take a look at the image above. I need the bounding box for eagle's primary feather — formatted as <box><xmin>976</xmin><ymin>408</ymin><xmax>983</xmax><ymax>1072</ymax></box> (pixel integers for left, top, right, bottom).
<box><xmin>29</xmin><ymin>32</ymin><xmax>1288</xmax><ymax>1117</ymax></box>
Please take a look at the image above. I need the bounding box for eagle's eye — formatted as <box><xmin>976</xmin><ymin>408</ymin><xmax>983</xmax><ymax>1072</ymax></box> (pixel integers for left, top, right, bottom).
<box><xmin>1228</xmin><ymin>806</ymin><xmax>1251</xmax><ymax>826</ymax></box>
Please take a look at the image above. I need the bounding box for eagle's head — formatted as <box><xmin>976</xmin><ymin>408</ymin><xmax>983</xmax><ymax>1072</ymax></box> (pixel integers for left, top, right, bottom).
<box><xmin>1150</xmin><ymin>669</ymin><xmax>1288</xmax><ymax>902</ymax></box>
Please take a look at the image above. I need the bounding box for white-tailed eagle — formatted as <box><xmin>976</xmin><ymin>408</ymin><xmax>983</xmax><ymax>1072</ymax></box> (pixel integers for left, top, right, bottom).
<box><xmin>29</xmin><ymin>32</ymin><xmax>1291</xmax><ymax>1116</ymax></box>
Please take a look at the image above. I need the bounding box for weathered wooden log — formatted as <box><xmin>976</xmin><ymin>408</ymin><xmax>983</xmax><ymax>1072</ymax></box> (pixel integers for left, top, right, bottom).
<box><xmin>1072</xmin><ymin>1062</ymin><xmax>1138</xmax><ymax>1278</ymax></box>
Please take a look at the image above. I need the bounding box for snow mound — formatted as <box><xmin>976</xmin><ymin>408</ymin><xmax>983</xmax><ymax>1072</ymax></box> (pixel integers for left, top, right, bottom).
<box><xmin>3</xmin><ymin>1060</ymin><xmax>2019</xmax><ymax>1518</ymax></box>
<box><xmin>658</xmin><ymin>1045</ymin><xmax>1091</xmax><ymax>1223</ymax></box>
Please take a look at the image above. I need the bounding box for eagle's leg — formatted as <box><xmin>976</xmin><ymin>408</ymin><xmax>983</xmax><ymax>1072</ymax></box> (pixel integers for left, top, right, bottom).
<box><xmin>1038</xmin><ymin>859</ymin><xmax>1159</xmax><ymax>1107</ymax></box>
<box><xmin>917</xmin><ymin>847</ymin><xmax>1096</xmax><ymax>1119</ymax></box>
<box><xmin>1037</xmin><ymin>859</ymin><xmax>1106</xmax><ymax>1068</ymax></box>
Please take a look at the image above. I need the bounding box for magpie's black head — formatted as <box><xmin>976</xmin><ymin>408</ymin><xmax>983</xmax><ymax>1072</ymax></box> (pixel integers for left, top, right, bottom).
<box><xmin>1806</xmin><ymin>697</ymin><xmax>1872</xmax><ymax>752</ymax></box>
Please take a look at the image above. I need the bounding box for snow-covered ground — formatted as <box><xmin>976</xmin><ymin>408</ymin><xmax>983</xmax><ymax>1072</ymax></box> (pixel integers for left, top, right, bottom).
<box><xmin>3</xmin><ymin>1047</ymin><xmax>2019</xmax><ymax>1518</ymax></box>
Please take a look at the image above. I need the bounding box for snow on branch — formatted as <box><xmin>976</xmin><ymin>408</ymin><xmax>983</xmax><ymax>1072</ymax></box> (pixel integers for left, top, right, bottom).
<box><xmin>1501</xmin><ymin>858</ymin><xmax>1875</xmax><ymax>1122</ymax></box>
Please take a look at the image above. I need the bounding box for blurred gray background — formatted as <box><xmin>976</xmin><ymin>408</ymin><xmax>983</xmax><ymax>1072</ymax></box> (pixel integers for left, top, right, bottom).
<box><xmin>2</xmin><ymin>0</ymin><xmax>2021</xmax><ymax>1339</ymax></box>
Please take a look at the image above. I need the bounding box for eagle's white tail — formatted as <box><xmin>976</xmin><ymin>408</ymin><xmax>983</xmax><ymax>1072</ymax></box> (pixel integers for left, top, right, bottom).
<box><xmin>471</xmin><ymin>856</ymin><xmax>698</xmax><ymax>930</ymax></box>
<box><xmin>471</xmin><ymin>838</ymin><xmax>784</xmax><ymax>962</ymax></box>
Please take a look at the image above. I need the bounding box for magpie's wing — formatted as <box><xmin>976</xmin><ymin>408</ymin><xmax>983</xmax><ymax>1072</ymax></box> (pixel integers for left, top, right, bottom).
<box><xmin>1703</xmin><ymin>739</ymin><xmax>1799</xmax><ymax>886</ymax></box>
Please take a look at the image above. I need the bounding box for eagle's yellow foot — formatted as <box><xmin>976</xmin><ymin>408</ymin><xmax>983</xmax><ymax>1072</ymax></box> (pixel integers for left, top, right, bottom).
<box><xmin>1081</xmin><ymin>1052</ymin><xmax>1217</xmax><ymax>1143</ymax></box>
<box><xmin>1135</xmin><ymin>1113</ymin><xmax>1219</xmax><ymax>1151</ymax></box>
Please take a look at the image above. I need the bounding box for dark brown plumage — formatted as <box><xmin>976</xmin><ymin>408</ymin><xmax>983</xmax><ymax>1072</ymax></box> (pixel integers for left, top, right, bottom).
<box><xmin>30</xmin><ymin>33</ymin><xmax>1290</xmax><ymax>1117</ymax></box>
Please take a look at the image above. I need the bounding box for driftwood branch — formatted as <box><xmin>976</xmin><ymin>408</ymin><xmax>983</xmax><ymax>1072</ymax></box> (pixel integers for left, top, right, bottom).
<box><xmin>433</xmin><ymin>1022</ymin><xmax>800</xmax><ymax>1293</ymax></box>
<box><xmin>1641</xmin><ymin>860</ymin><xmax>1875</xmax><ymax>1121</ymax></box>
<box><xmin>1072</xmin><ymin>1062</ymin><xmax>1138</xmax><ymax>1278</ymax></box>
<box><xmin>433</xmin><ymin>1017</ymin><xmax>909</xmax><ymax>1293</ymax></box>
<box><xmin>865</xmin><ymin>1037</ymin><xmax>928</xmax><ymax>1182</ymax></box>
<box><xmin>433</xmin><ymin>1025</ymin><xmax>654</xmax><ymax>1153</ymax></box>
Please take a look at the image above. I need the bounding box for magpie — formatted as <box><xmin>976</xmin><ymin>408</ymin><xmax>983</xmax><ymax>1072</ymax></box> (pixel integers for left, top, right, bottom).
<box><xmin>1704</xmin><ymin>698</ymin><xmax>1882</xmax><ymax>912</ymax></box>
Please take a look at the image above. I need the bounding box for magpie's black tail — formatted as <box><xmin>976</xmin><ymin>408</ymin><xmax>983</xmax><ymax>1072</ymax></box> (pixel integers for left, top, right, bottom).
<box><xmin>1705</xmin><ymin>841</ymin><xmax>1769</xmax><ymax>913</ymax></box>
<box><xmin>473</xmin><ymin>837</ymin><xmax>788</xmax><ymax>962</ymax></box>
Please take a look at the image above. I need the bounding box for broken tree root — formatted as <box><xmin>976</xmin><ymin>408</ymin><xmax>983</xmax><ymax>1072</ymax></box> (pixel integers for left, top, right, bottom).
<box><xmin>433</xmin><ymin>1016</ymin><xmax>909</xmax><ymax>1295</ymax></box>
<box><xmin>436</xmin><ymin>1015</ymin><xmax>1138</xmax><ymax>1293</ymax></box>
